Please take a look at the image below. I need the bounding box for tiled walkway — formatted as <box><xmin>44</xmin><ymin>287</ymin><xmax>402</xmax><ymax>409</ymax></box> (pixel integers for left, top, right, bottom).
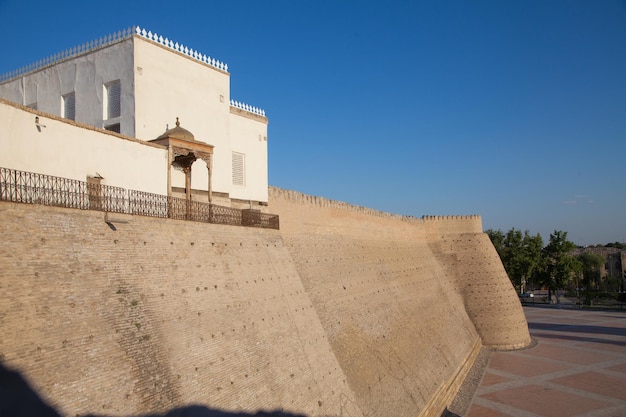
<box><xmin>466</xmin><ymin>306</ymin><xmax>626</xmax><ymax>417</ymax></box>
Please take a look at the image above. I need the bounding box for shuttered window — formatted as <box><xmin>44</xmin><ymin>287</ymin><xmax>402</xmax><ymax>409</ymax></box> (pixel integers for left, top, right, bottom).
<box><xmin>232</xmin><ymin>152</ymin><xmax>245</xmax><ymax>186</ymax></box>
<box><xmin>62</xmin><ymin>92</ymin><xmax>75</xmax><ymax>120</ymax></box>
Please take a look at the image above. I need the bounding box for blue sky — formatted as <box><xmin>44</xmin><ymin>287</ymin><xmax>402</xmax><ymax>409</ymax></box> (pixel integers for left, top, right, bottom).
<box><xmin>1</xmin><ymin>0</ymin><xmax>624</xmax><ymax>246</ymax></box>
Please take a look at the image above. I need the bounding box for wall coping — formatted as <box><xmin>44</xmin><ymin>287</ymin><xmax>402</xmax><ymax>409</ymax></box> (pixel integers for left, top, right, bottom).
<box><xmin>1</xmin><ymin>98</ymin><xmax>165</xmax><ymax>149</ymax></box>
<box><xmin>269</xmin><ymin>186</ymin><xmax>481</xmax><ymax>224</ymax></box>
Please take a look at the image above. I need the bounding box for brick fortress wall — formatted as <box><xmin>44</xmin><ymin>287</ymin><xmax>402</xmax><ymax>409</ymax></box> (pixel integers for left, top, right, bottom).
<box><xmin>0</xmin><ymin>188</ymin><xmax>530</xmax><ymax>417</ymax></box>
<box><xmin>0</xmin><ymin>202</ymin><xmax>362</xmax><ymax>417</ymax></box>
<box><xmin>268</xmin><ymin>187</ymin><xmax>531</xmax><ymax>416</ymax></box>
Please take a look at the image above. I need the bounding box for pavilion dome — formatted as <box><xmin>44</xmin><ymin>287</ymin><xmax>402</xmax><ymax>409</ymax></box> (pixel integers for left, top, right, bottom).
<box><xmin>156</xmin><ymin>117</ymin><xmax>196</xmax><ymax>142</ymax></box>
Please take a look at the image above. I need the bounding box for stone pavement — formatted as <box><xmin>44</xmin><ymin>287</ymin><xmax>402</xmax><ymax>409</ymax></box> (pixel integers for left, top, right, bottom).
<box><xmin>466</xmin><ymin>306</ymin><xmax>626</xmax><ymax>417</ymax></box>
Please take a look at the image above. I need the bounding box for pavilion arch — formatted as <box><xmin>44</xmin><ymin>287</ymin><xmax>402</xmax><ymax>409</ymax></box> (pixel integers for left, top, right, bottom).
<box><xmin>150</xmin><ymin>118</ymin><xmax>214</xmax><ymax>209</ymax></box>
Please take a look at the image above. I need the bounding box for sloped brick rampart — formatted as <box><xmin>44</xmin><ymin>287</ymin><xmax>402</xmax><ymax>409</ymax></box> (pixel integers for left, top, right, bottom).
<box><xmin>0</xmin><ymin>202</ymin><xmax>361</xmax><ymax>417</ymax></box>
<box><xmin>268</xmin><ymin>187</ymin><xmax>531</xmax><ymax>416</ymax></box>
<box><xmin>0</xmin><ymin>188</ymin><xmax>530</xmax><ymax>417</ymax></box>
<box><xmin>427</xmin><ymin>234</ymin><xmax>531</xmax><ymax>350</ymax></box>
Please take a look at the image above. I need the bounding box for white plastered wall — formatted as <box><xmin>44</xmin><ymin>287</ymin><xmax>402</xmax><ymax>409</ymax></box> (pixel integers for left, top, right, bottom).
<box><xmin>1</xmin><ymin>100</ymin><xmax>167</xmax><ymax>194</ymax></box>
<box><xmin>228</xmin><ymin>112</ymin><xmax>268</xmax><ymax>203</ymax></box>
<box><xmin>132</xmin><ymin>37</ymin><xmax>269</xmax><ymax>204</ymax></box>
<box><xmin>132</xmin><ymin>37</ymin><xmax>231</xmax><ymax>195</ymax></box>
<box><xmin>1</xmin><ymin>34</ymin><xmax>269</xmax><ymax>204</ymax></box>
<box><xmin>0</xmin><ymin>39</ymin><xmax>136</xmax><ymax>137</ymax></box>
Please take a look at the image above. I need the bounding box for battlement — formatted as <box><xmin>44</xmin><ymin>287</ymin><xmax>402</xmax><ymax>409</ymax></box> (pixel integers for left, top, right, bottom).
<box><xmin>421</xmin><ymin>214</ymin><xmax>483</xmax><ymax>235</ymax></box>
<box><xmin>269</xmin><ymin>186</ymin><xmax>415</xmax><ymax>221</ymax></box>
<box><xmin>269</xmin><ymin>186</ymin><xmax>483</xmax><ymax>235</ymax></box>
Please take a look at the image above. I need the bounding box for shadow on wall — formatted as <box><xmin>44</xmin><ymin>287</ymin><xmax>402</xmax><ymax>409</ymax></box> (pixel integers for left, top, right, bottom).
<box><xmin>0</xmin><ymin>361</ymin><xmax>306</xmax><ymax>417</ymax></box>
<box><xmin>0</xmin><ymin>362</ymin><xmax>61</xmax><ymax>417</ymax></box>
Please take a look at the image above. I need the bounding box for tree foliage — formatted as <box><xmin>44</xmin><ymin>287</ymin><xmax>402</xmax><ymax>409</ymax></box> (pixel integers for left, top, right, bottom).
<box><xmin>576</xmin><ymin>252</ymin><xmax>606</xmax><ymax>304</ymax></box>
<box><xmin>486</xmin><ymin>228</ymin><xmax>543</xmax><ymax>292</ymax></box>
<box><xmin>577</xmin><ymin>252</ymin><xmax>604</xmax><ymax>289</ymax></box>
<box><xmin>538</xmin><ymin>231</ymin><xmax>581</xmax><ymax>297</ymax></box>
<box><xmin>488</xmin><ymin>228</ymin><xmax>626</xmax><ymax>304</ymax></box>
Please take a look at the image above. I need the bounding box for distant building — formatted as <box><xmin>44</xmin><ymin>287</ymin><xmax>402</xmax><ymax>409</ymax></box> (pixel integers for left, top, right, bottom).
<box><xmin>0</xmin><ymin>26</ymin><xmax>268</xmax><ymax>209</ymax></box>
<box><xmin>572</xmin><ymin>246</ymin><xmax>626</xmax><ymax>290</ymax></box>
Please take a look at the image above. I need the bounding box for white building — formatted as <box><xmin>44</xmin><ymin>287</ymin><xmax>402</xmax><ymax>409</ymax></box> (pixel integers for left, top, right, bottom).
<box><xmin>0</xmin><ymin>26</ymin><xmax>268</xmax><ymax>208</ymax></box>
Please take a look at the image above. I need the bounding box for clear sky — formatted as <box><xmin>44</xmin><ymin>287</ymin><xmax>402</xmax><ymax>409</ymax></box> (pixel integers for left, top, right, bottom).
<box><xmin>1</xmin><ymin>0</ymin><xmax>624</xmax><ymax>246</ymax></box>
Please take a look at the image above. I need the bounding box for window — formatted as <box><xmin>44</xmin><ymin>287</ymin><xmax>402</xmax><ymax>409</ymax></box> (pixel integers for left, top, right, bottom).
<box><xmin>232</xmin><ymin>152</ymin><xmax>245</xmax><ymax>186</ymax></box>
<box><xmin>104</xmin><ymin>80</ymin><xmax>121</xmax><ymax>119</ymax></box>
<box><xmin>104</xmin><ymin>123</ymin><xmax>121</xmax><ymax>133</ymax></box>
<box><xmin>103</xmin><ymin>80</ymin><xmax>121</xmax><ymax>133</ymax></box>
<box><xmin>26</xmin><ymin>102</ymin><xmax>38</xmax><ymax>110</ymax></box>
<box><xmin>62</xmin><ymin>92</ymin><xmax>75</xmax><ymax>120</ymax></box>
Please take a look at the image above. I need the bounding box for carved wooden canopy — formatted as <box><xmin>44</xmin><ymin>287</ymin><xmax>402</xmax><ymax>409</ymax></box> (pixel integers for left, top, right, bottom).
<box><xmin>150</xmin><ymin>118</ymin><xmax>215</xmax><ymax>203</ymax></box>
<box><xmin>150</xmin><ymin>118</ymin><xmax>214</xmax><ymax>168</ymax></box>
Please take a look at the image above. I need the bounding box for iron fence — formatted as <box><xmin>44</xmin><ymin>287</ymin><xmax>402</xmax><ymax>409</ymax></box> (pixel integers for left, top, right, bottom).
<box><xmin>168</xmin><ymin>197</ymin><xmax>212</xmax><ymax>222</ymax></box>
<box><xmin>0</xmin><ymin>167</ymin><xmax>279</xmax><ymax>229</ymax></box>
<box><xmin>129</xmin><ymin>190</ymin><xmax>168</xmax><ymax>218</ymax></box>
<box><xmin>210</xmin><ymin>203</ymin><xmax>243</xmax><ymax>226</ymax></box>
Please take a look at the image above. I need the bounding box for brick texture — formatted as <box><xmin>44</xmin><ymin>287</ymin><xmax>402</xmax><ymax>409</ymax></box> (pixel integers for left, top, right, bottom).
<box><xmin>269</xmin><ymin>187</ymin><xmax>531</xmax><ymax>416</ymax></box>
<box><xmin>0</xmin><ymin>187</ymin><xmax>530</xmax><ymax>417</ymax></box>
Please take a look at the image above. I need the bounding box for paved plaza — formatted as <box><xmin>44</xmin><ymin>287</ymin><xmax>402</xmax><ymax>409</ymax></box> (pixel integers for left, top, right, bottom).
<box><xmin>466</xmin><ymin>306</ymin><xmax>626</xmax><ymax>417</ymax></box>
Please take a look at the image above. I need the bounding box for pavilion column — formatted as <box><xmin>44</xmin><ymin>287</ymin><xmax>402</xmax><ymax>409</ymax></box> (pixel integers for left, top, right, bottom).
<box><xmin>197</xmin><ymin>152</ymin><xmax>213</xmax><ymax>204</ymax></box>
<box><xmin>183</xmin><ymin>165</ymin><xmax>192</xmax><ymax>219</ymax></box>
<box><xmin>167</xmin><ymin>147</ymin><xmax>173</xmax><ymax>198</ymax></box>
<box><xmin>207</xmin><ymin>158</ymin><xmax>212</xmax><ymax>204</ymax></box>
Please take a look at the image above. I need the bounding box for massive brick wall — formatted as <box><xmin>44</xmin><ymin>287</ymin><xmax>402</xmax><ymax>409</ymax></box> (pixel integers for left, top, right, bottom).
<box><xmin>0</xmin><ymin>202</ymin><xmax>361</xmax><ymax>417</ymax></box>
<box><xmin>427</xmin><ymin>233</ymin><xmax>531</xmax><ymax>350</ymax></box>
<box><xmin>268</xmin><ymin>187</ymin><xmax>531</xmax><ymax>416</ymax></box>
<box><xmin>0</xmin><ymin>188</ymin><xmax>530</xmax><ymax>417</ymax></box>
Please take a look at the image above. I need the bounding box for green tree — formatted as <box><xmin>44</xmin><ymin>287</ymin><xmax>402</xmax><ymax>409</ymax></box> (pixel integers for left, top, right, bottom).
<box><xmin>539</xmin><ymin>230</ymin><xmax>581</xmax><ymax>303</ymax></box>
<box><xmin>486</xmin><ymin>228</ymin><xmax>543</xmax><ymax>292</ymax></box>
<box><xmin>486</xmin><ymin>229</ymin><xmax>505</xmax><ymax>260</ymax></box>
<box><xmin>576</xmin><ymin>252</ymin><xmax>604</xmax><ymax>305</ymax></box>
<box><xmin>521</xmin><ymin>231</ymin><xmax>544</xmax><ymax>291</ymax></box>
<box><xmin>503</xmin><ymin>229</ymin><xmax>544</xmax><ymax>293</ymax></box>
<box><xmin>604</xmin><ymin>275</ymin><xmax>622</xmax><ymax>292</ymax></box>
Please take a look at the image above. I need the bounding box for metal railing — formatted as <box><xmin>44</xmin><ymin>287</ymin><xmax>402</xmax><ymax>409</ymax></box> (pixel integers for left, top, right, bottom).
<box><xmin>0</xmin><ymin>167</ymin><xmax>279</xmax><ymax>230</ymax></box>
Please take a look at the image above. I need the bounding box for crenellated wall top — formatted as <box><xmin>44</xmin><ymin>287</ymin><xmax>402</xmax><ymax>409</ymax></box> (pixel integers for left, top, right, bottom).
<box><xmin>269</xmin><ymin>186</ymin><xmax>481</xmax><ymax>226</ymax></box>
<box><xmin>269</xmin><ymin>186</ymin><xmax>417</xmax><ymax>222</ymax></box>
<box><xmin>422</xmin><ymin>214</ymin><xmax>481</xmax><ymax>221</ymax></box>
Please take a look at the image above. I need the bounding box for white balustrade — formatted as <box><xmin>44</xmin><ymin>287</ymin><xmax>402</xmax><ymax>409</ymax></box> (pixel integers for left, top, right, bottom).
<box><xmin>1</xmin><ymin>25</ymin><xmax>230</xmax><ymax>82</ymax></box>
<box><xmin>229</xmin><ymin>100</ymin><xmax>266</xmax><ymax>117</ymax></box>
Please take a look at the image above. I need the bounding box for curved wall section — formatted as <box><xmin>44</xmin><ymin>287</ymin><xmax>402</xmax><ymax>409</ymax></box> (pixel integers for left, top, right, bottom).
<box><xmin>427</xmin><ymin>233</ymin><xmax>531</xmax><ymax>350</ymax></box>
<box><xmin>268</xmin><ymin>187</ymin><xmax>531</xmax><ymax>416</ymax></box>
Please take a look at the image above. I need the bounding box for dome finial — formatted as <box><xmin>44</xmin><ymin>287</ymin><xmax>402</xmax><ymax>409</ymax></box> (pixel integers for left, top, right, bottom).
<box><xmin>175</xmin><ymin>117</ymin><xmax>180</xmax><ymax>127</ymax></box>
